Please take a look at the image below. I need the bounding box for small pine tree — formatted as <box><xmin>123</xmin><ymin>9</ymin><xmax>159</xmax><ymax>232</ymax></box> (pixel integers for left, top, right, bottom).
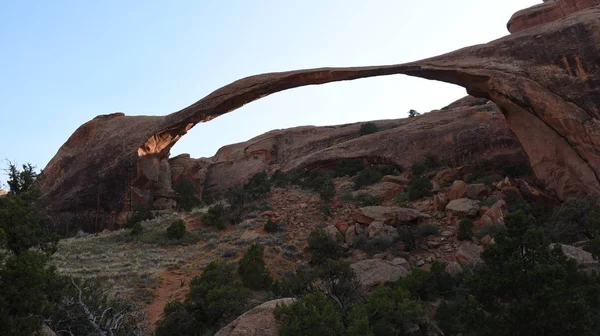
<box><xmin>408</xmin><ymin>109</ymin><xmax>421</xmax><ymax>118</ymax></box>
<box><xmin>238</xmin><ymin>243</ymin><xmax>272</xmax><ymax>290</ymax></box>
<box><xmin>308</xmin><ymin>229</ymin><xmax>343</xmax><ymax>265</ymax></box>
<box><xmin>319</xmin><ymin>180</ymin><xmax>336</xmax><ymax>202</ymax></box>
<box><xmin>167</xmin><ymin>220</ymin><xmax>186</xmax><ymax>240</ymax></box>
<box><xmin>264</xmin><ymin>218</ymin><xmax>278</xmax><ymax>233</ymax></box>
<box><xmin>359</xmin><ymin>122</ymin><xmax>378</xmax><ymax>136</ymax></box>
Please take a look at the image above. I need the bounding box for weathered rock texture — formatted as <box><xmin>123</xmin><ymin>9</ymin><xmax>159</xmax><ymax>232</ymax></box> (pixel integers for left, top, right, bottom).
<box><xmin>40</xmin><ymin>1</ymin><xmax>600</xmax><ymax>232</ymax></box>
<box><xmin>214</xmin><ymin>298</ymin><xmax>295</xmax><ymax>336</ymax></box>
<box><xmin>507</xmin><ymin>0</ymin><xmax>600</xmax><ymax>33</ymax></box>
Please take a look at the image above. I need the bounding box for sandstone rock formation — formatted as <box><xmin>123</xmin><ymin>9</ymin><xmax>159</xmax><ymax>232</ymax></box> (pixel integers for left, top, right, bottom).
<box><xmin>507</xmin><ymin>0</ymin><xmax>600</xmax><ymax>33</ymax></box>
<box><xmin>214</xmin><ymin>298</ymin><xmax>295</xmax><ymax>336</ymax></box>
<box><xmin>40</xmin><ymin>1</ymin><xmax>600</xmax><ymax>232</ymax></box>
<box><xmin>350</xmin><ymin>259</ymin><xmax>409</xmax><ymax>289</ymax></box>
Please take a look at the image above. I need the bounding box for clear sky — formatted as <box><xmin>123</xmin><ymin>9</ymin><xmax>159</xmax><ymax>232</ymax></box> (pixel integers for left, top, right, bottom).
<box><xmin>0</xmin><ymin>0</ymin><xmax>540</xmax><ymax>185</ymax></box>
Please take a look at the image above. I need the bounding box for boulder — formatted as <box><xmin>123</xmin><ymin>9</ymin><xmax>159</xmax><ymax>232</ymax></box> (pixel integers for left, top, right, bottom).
<box><xmin>466</xmin><ymin>183</ymin><xmax>489</xmax><ymax>200</ymax></box>
<box><xmin>448</xmin><ymin>181</ymin><xmax>468</xmax><ymax>200</ymax></box>
<box><xmin>434</xmin><ymin>168</ymin><xmax>461</xmax><ymax>184</ymax></box>
<box><xmin>367</xmin><ymin>221</ymin><xmax>385</xmax><ymax>238</ymax></box>
<box><xmin>433</xmin><ymin>193</ymin><xmax>449</xmax><ymax>211</ymax></box>
<box><xmin>507</xmin><ymin>0</ymin><xmax>600</xmax><ymax>33</ymax></box>
<box><xmin>351</xmin><ymin>259</ymin><xmax>409</xmax><ymax>289</ymax></box>
<box><xmin>446</xmin><ymin>198</ymin><xmax>481</xmax><ymax>217</ymax></box>
<box><xmin>353</xmin><ymin>206</ymin><xmax>421</xmax><ymax>225</ymax></box>
<box><xmin>323</xmin><ymin>225</ymin><xmax>343</xmax><ymax>243</ymax></box>
<box><xmin>551</xmin><ymin>243</ymin><xmax>600</xmax><ymax>270</ymax></box>
<box><xmin>444</xmin><ymin>262</ymin><xmax>464</xmax><ymax>276</ymax></box>
<box><xmin>363</xmin><ymin>182</ymin><xmax>404</xmax><ymax>200</ymax></box>
<box><xmin>215</xmin><ymin>298</ymin><xmax>296</xmax><ymax>336</ymax></box>
<box><xmin>345</xmin><ymin>225</ymin><xmax>357</xmax><ymax>245</ymax></box>
<box><xmin>478</xmin><ymin>200</ymin><xmax>507</xmax><ymax>227</ymax></box>
<box><xmin>455</xmin><ymin>243</ymin><xmax>484</xmax><ymax>264</ymax></box>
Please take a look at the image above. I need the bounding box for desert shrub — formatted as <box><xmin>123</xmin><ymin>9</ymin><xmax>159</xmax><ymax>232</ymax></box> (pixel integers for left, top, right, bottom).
<box><xmin>359</xmin><ymin>122</ymin><xmax>378</xmax><ymax>136</ymax></box>
<box><xmin>411</xmin><ymin>162</ymin><xmax>426</xmax><ymax>176</ymax></box>
<box><xmin>407</xmin><ymin>176</ymin><xmax>432</xmax><ymax>201</ymax></box>
<box><xmin>156</xmin><ymin>261</ymin><xmax>250</xmax><ymax>336</ymax></box>
<box><xmin>319</xmin><ymin>180</ymin><xmax>336</xmax><ymax>202</ymax></box>
<box><xmin>335</xmin><ymin>159</ymin><xmax>365</xmax><ymax>177</ymax></box>
<box><xmin>584</xmin><ymin>237</ymin><xmax>600</xmax><ymax>260</ymax></box>
<box><xmin>244</xmin><ymin>171</ymin><xmax>271</xmax><ymax>200</ymax></box>
<box><xmin>340</xmin><ymin>192</ymin><xmax>381</xmax><ymax>207</ymax></box>
<box><xmin>320</xmin><ymin>204</ymin><xmax>332</xmax><ymax>217</ymax></box>
<box><xmin>264</xmin><ymin>218</ymin><xmax>278</xmax><ymax>233</ymax></box>
<box><xmin>140</xmin><ymin>230</ymin><xmax>202</xmax><ymax>246</ymax></box>
<box><xmin>399</xmin><ymin>262</ymin><xmax>458</xmax><ymax>301</ymax></box>
<box><xmin>353</xmin><ymin>168</ymin><xmax>383</xmax><ymax>189</ymax></box>
<box><xmin>394</xmin><ymin>192</ymin><xmax>410</xmax><ymax>207</ymax></box>
<box><xmin>458</xmin><ymin>218</ymin><xmax>474</xmax><ymax>241</ymax></box>
<box><xmin>238</xmin><ymin>243</ymin><xmax>272</xmax><ymax>290</ymax></box>
<box><xmin>352</xmin><ymin>234</ymin><xmax>394</xmax><ymax>254</ymax></box>
<box><xmin>416</xmin><ymin>223</ymin><xmax>439</xmax><ymax>237</ymax></box>
<box><xmin>275</xmin><ymin>292</ymin><xmax>345</xmax><ymax>336</ymax></box>
<box><xmin>173</xmin><ymin>178</ymin><xmax>202</xmax><ymax>211</ymax></box>
<box><xmin>130</xmin><ymin>221</ymin><xmax>143</xmax><ymax>236</ymax></box>
<box><xmin>202</xmin><ymin>203</ymin><xmax>227</xmax><ymax>229</ymax></box>
<box><xmin>424</xmin><ymin>152</ymin><xmax>441</xmax><ymax>170</ymax></box>
<box><xmin>548</xmin><ymin>197</ymin><xmax>599</xmax><ymax>243</ymax></box>
<box><xmin>482</xmin><ymin>196</ymin><xmax>500</xmax><ymax>207</ymax></box>
<box><xmin>476</xmin><ymin>223</ymin><xmax>506</xmax><ymax>239</ymax></box>
<box><xmin>376</xmin><ymin>165</ymin><xmax>398</xmax><ymax>176</ymax></box>
<box><xmin>398</xmin><ymin>226</ymin><xmax>417</xmax><ymax>251</ymax></box>
<box><xmin>271</xmin><ymin>169</ymin><xmax>291</xmax><ymax>187</ymax></box>
<box><xmin>461</xmin><ymin>210</ymin><xmax>600</xmax><ymax>335</ymax></box>
<box><xmin>124</xmin><ymin>203</ymin><xmax>155</xmax><ymax>229</ymax></box>
<box><xmin>308</xmin><ymin>229</ymin><xmax>343</xmax><ymax>265</ymax></box>
<box><xmin>167</xmin><ymin>220</ymin><xmax>186</xmax><ymax>240</ymax></box>
<box><xmin>302</xmin><ymin>169</ymin><xmax>335</xmax><ymax>191</ymax></box>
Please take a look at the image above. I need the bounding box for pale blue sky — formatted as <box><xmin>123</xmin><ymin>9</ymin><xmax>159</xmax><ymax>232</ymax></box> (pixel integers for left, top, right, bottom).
<box><xmin>0</xmin><ymin>0</ymin><xmax>539</xmax><ymax>184</ymax></box>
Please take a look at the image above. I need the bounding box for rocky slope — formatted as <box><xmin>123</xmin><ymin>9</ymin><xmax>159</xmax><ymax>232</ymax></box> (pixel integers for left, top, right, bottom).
<box><xmin>40</xmin><ymin>0</ymin><xmax>600</xmax><ymax>232</ymax></box>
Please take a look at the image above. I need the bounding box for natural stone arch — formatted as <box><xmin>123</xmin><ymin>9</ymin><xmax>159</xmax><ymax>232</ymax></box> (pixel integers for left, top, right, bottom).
<box><xmin>40</xmin><ymin>5</ymin><xmax>600</xmax><ymax>232</ymax></box>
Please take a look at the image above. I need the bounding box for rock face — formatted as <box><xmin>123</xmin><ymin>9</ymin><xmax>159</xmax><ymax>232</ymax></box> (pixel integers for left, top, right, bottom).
<box><xmin>350</xmin><ymin>259</ymin><xmax>409</xmax><ymax>288</ymax></box>
<box><xmin>214</xmin><ymin>298</ymin><xmax>295</xmax><ymax>336</ymax></box>
<box><xmin>507</xmin><ymin>0</ymin><xmax>600</xmax><ymax>33</ymax></box>
<box><xmin>40</xmin><ymin>1</ymin><xmax>600</xmax><ymax>232</ymax></box>
<box><xmin>446</xmin><ymin>198</ymin><xmax>481</xmax><ymax>217</ymax></box>
<box><xmin>353</xmin><ymin>206</ymin><xmax>422</xmax><ymax>225</ymax></box>
<box><xmin>551</xmin><ymin>243</ymin><xmax>600</xmax><ymax>270</ymax></box>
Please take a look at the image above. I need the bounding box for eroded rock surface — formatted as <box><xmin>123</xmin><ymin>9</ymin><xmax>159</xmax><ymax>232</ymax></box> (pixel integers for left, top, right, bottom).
<box><xmin>40</xmin><ymin>1</ymin><xmax>600</xmax><ymax>232</ymax></box>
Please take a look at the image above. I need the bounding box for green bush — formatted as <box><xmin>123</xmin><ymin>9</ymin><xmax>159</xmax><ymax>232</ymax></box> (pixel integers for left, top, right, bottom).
<box><xmin>202</xmin><ymin>203</ymin><xmax>227</xmax><ymax>229</ymax></box>
<box><xmin>548</xmin><ymin>197</ymin><xmax>599</xmax><ymax>244</ymax></box>
<box><xmin>244</xmin><ymin>171</ymin><xmax>271</xmax><ymax>200</ymax></box>
<box><xmin>353</xmin><ymin>168</ymin><xmax>383</xmax><ymax>189</ymax></box>
<box><xmin>275</xmin><ymin>292</ymin><xmax>345</xmax><ymax>336</ymax></box>
<box><xmin>302</xmin><ymin>169</ymin><xmax>335</xmax><ymax>191</ymax></box>
<box><xmin>352</xmin><ymin>234</ymin><xmax>394</xmax><ymax>254</ymax></box>
<box><xmin>475</xmin><ymin>222</ymin><xmax>505</xmax><ymax>239</ymax></box>
<box><xmin>398</xmin><ymin>226</ymin><xmax>417</xmax><ymax>251</ymax></box>
<box><xmin>167</xmin><ymin>220</ymin><xmax>186</xmax><ymax>240</ymax></box>
<box><xmin>156</xmin><ymin>261</ymin><xmax>250</xmax><ymax>336</ymax></box>
<box><xmin>308</xmin><ymin>229</ymin><xmax>343</xmax><ymax>265</ymax></box>
<box><xmin>319</xmin><ymin>180</ymin><xmax>336</xmax><ymax>202</ymax></box>
<box><xmin>408</xmin><ymin>109</ymin><xmax>421</xmax><ymax>118</ymax></box>
<box><xmin>238</xmin><ymin>243</ymin><xmax>272</xmax><ymax>290</ymax></box>
<box><xmin>130</xmin><ymin>221</ymin><xmax>143</xmax><ymax>236</ymax></box>
<box><xmin>458</xmin><ymin>218</ymin><xmax>474</xmax><ymax>241</ymax></box>
<box><xmin>407</xmin><ymin>176</ymin><xmax>432</xmax><ymax>201</ymax></box>
<box><xmin>264</xmin><ymin>218</ymin><xmax>278</xmax><ymax>233</ymax></box>
<box><xmin>461</xmin><ymin>210</ymin><xmax>600</xmax><ymax>335</ymax></box>
<box><xmin>124</xmin><ymin>203</ymin><xmax>155</xmax><ymax>229</ymax></box>
<box><xmin>394</xmin><ymin>192</ymin><xmax>410</xmax><ymax>207</ymax></box>
<box><xmin>173</xmin><ymin>178</ymin><xmax>202</xmax><ymax>211</ymax></box>
<box><xmin>320</xmin><ymin>204</ymin><xmax>332</xmax><ymax>217</ymax></box>
<box><xmin>339</xmin><ymin>192</ymin><xmax>381</xmax><ymax>207</ymax></box>
<box><xmin>359</xmin><ymin>122</ymin><xmax>378</xmax><ymax>136</ymax></box>
<box><xmin>335</xmin><ymin>159</ymin><xmax>365</xmax><ymax>177</ymax></box>
<box><xmin>411</xmin><ymin>162</ymin><xmax>426</xmax><ymax>176</ymax></box>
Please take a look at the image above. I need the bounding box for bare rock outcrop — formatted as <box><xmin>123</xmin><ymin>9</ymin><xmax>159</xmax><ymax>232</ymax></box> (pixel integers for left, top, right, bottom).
<box><xmin>214</xmin><ymin>298</ymin><xmax>295</xmax><ymax>336</ymax></box>
<box><xmin>40</xmin><ymin>1</ymin><xmax>600</xmax><ymax>232</ymax></box>
<box><xmin>507</xmin><ymin>0</ymin><xmax>600</xmax><ymax>33</ymax></box>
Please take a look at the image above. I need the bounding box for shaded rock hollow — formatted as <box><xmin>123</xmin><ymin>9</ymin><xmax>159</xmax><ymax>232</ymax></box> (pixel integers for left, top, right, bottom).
<box><xmin>40</xmin><ymin>1</ymin><xmax>600</xmax><ymax>232</ymax></box>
